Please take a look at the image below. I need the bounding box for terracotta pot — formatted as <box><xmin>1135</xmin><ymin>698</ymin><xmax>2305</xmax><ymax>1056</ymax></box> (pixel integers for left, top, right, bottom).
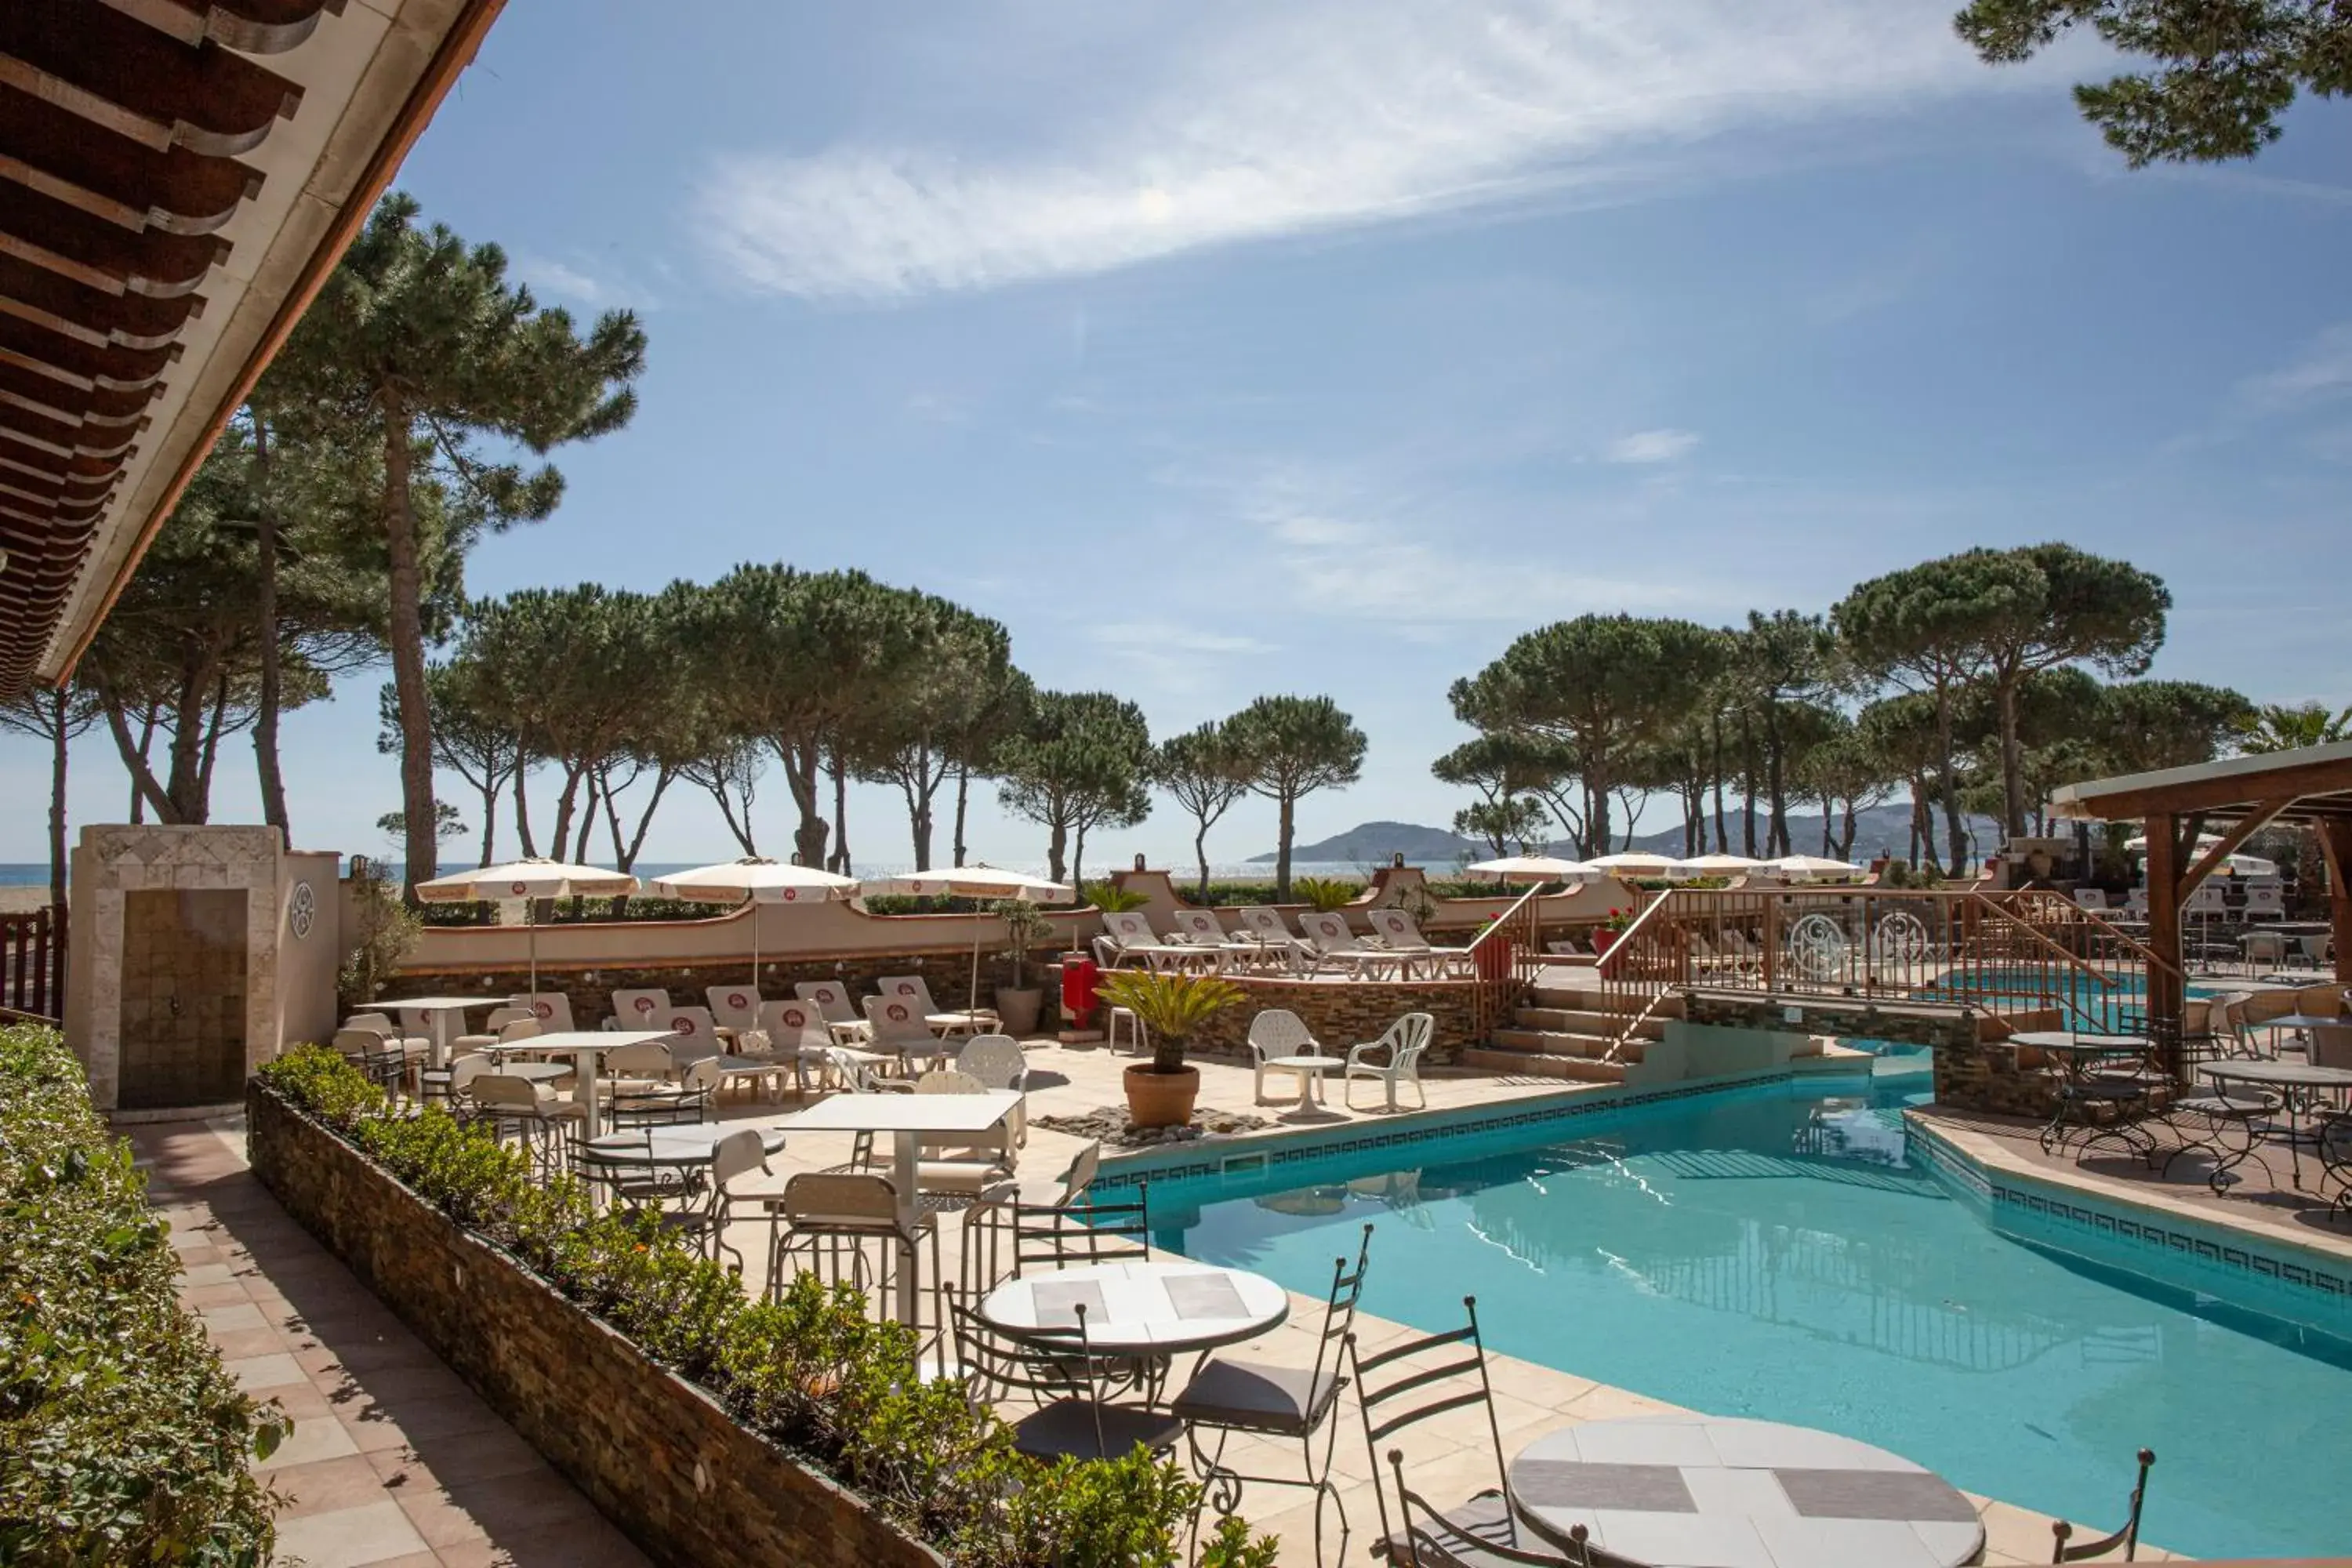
<box><xmin>994</xmin><ymin>986</ymin><xmax>1043</xmax><ymax>1036</ymax></box>
<box><xmin>1123</xmin><ymin>1064</ymin><xmax>1200</xmax><ymax>1128</ymax></box>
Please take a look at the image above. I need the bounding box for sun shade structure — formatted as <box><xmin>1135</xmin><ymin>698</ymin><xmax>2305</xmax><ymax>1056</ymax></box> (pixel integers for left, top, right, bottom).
<box><xmin>1670</xmin><ymin>853</ymin><xmax>1766</xmax><ymax>876</ymax></box>
<box><xmin>0</xmin><ymin>0</ymin><xmax>509</xmax><ymax>696</ymax></box>
<box><xmin>648</xmin><ymin>858</ymin><xmax>857</xmax><ymax>983</ymax></box>
<box><xmin>1463</xmin><ymin>855</ymin><xmax>1595</xmax><ymax>882</ymax></box>
<box><xmin>416</xmin><ymin>858</ymin><xmax>639</xmax><ymax>992</ymax></box>
<box><xmin>2049</xmin><ymin>739</ymin><xmax>2352</xmax><ymax>1047</ymax></box>
<box><xmin>1584</xmin><ymin>851</ymin><xmax>1679</xmax><ymax>877</ymax></box>
<box><xmin>1769</xmin><ymin>855</ymin><xmax>1866</xmax><ymax>880</ymax></box>
<box><xmin>857</xmin><ymin>866</ymin><xmax>1075</xmax><ymax>1020</ymax></box>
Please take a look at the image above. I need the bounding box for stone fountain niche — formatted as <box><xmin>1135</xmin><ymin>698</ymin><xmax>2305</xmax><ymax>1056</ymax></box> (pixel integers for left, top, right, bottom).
<box><xmin>65</xmin><ymin>826</ymin><xmax>342</xmax><ymax>1116</ymax></box>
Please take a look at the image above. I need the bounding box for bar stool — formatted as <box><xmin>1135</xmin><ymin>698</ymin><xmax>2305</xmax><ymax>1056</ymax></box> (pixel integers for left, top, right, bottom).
<box><xmin>470</xmin><ymin>1071</ymin><xmax>585</xmax><ymax>1178</ymax></box>
<box><xmin>764</xmin><ymin>1171</ymin><xmax>944</xmax><ymax>1333</ymax></box>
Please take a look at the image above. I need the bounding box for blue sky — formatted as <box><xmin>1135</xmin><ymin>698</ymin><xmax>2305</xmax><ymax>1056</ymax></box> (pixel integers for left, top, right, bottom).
<box><xmin>6</xmin><ymin>0</ymin><xmax>2351</xmax><ymax>873</ymax></box>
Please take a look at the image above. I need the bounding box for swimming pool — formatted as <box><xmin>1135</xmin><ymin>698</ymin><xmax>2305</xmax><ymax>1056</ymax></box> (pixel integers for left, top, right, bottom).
<box><xmin>1146</xmin><ymin>1064</ymin><xmax>2352</xmax><ymax>1559</ymax></box>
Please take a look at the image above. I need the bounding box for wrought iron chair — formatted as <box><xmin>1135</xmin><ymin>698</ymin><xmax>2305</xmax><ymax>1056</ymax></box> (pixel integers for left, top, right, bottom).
<box><xmin>952</xmin><ymin>1299</ymin><xmax>1183</xmax><ymax>1464</ymax></box>
<box><xmin>608</xmin><ymin>1054</ymin><xmax>720</xmax><ymax>1129</ymax></box>
<box><xmin>467</xmin><ymin>1070</ymin><xmax>585</xmax><ymax>1178</ymax></box>
<box><xmin>1351</xmin><ymin>1298</ymin><xmax>1577</xmax><ymax>1566</ymax></box>
<box><xmin>2049</xmin><ymin>1449</ymin><xmax>2154</xmax><ymax>1562</ymax></box>
<box><xmin>1175</xmin><ymin>1223</ymin><xmax>1371</xmax><ymax>1564</ymax></box>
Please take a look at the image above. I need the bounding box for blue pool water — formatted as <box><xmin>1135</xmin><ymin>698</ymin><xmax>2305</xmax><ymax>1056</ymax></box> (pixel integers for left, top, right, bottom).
<box><xmin>1149</xmin><ymin>1063</ymin><xmax>2352</xmax><ymax>1559</ymax></box>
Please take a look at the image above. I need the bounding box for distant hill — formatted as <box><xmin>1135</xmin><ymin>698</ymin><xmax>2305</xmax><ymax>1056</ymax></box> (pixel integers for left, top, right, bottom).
<box><xmin>1251</xmin><ymin>804</ymin><xmax>1999</xmax><ymax>869</ymax></box>
<box><xmin>1247</xmin><ymin>821</ymin><xmax>1479</xmax><ymax>865</ymax></box>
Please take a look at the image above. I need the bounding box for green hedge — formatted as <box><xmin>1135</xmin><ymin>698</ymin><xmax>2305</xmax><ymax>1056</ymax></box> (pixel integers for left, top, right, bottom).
<box><xmin>1</xmin><ymin>1024</ymin><xmax>285</xmax><ymax>1565</ymax></box>
<box><xmin>257</xmin><ymin>1047</ymin><xmax>1278</xmax><ymax>1568</ymax></box>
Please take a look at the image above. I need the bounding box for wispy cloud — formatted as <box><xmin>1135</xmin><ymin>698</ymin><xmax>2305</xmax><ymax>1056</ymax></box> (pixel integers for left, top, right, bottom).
<box><xmin>696</xmin><ymin>0</ymin><xmax>2012</xmax><ymax>300</ymax></box>
<box><xmin>516</xmin><ymin>256</ymin><xmax>615</xmax><ymax>305</ymax></box>
<box><xmin>2237</xmin><ymin>323</ymin><xmax>2352</xmax><ymax>415</ymax></box>
<box><xmin>1606</xmin><ymin>428</ymin><xmax>1700</xmax><ymax>463</ymax></box>
<box><xmin>1091</xmin><ymin>622</ymin><xmax>1276</xmax><ymax>657</ymax></box>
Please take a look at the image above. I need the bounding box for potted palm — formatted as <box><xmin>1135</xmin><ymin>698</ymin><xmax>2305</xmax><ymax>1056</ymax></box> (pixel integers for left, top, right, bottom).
<box><xmin>990</xmin><ymin>897</ymin><xmax>1053</xmax><ymax>1036</ymax></box>
<box><xmin>1094</xmin><ymin>971</ymin><xmax>1247</xmax><ymax>1127</ymax></box>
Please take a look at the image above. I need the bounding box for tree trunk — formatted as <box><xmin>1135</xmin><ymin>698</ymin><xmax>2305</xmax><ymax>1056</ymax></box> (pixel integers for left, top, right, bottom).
<box><xmin>1709</xmin><ymin>712</ymin><xmax>1728</xmax><ymax>853</ymax></box>
<box><xmin>1934</xmin><ymin>682</ymin><xmax>1966</xmax><ymax>871</ymax></box>
<box><xmin>827</xmin><ymin>753</ymin><xmax>850</xmax><ymax>874</ymax></box>
<box><xmin>1996</xmin><ymin>674</ymin><xmax>2027</xmax><ymax>840</ymax></box>
<box><xmin>103</xmin><ymin>696</ymin><xmax>176</xmax><ymax>823</ymax></box>
<box><xmin>1071</xmin><ymin>822</ymin><xmax>1088</xmax><ymax>891</ymax></box>
<box><xmin>45</xmin><ymin>688</ymin><xmax>68</xmax><ymax>909</ymax></box>
<box><xmin>511</xmin><ymin>756</ymin><xmax>537</xmax><ymax>857</ymax></box>
<box><xmin>477</xmin><ymin>772</ymin><xmax>499</xmax><ymax>867</ymax></box>
<box><xmin>379</xmin><ymin>393</ymin><xmax>437</xmax><ymax>899</ymax></box>
<box><xmin>1588</xmin><ymin>767</ymin><xmax>1613</xmax><ymax>861</ymax></box>
<box><xmin>1195</xmin><ymin>818</ymin><xmax>1214</xmax><ymax>899</ymax></box>
<box><xmin>194</xmin><ymin>673</ymin><xmax>229</xmax><ymax>819</ymax></box>
<box><xmin>1763</xmin><ymin>704</ymin><xmax>1788</xmax><ymax>858</ymax></box>
<box><xmin>1737</xmin><ymin>711</ymin><xmax>1757</xmax><ymax>856</ymax></box>
<box><xmin>952</xmin><ymin>764</ymin><xmax>971</xmax><ymax>868</ymax></box>
<box><xmin>1045</xmin><ymin>818</ymin><xmax>1068</xmax><ymax>886</ymax></box>
<box><xmin>250</xmin><ymin>411</ymin><xmax>289</xmax><ymax>841</ymax></box>
<box><xmin>780</xmin><ymin>740</ymin><xmax>827</xmax><ymax>868</ymax></box>
<box><xmin>1273</xmin><ymin>792</ymin><xmax>1298</xmax><ymax>902</ymax></box>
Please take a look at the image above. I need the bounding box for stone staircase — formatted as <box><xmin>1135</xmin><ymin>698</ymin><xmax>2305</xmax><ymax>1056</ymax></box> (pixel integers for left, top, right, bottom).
<box><xmin>1462</xmin><ymin>978</ymin><xmax>1682</xmax><ymax>1083</ymax></box>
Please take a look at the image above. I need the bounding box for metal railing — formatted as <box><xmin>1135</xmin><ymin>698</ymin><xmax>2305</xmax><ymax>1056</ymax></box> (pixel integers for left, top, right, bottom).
<box><xmin>1595</xmin><ymin>887</ymin><xmax>2156</xmax><ymax>1036</ymax></box>
<box><xmin>1</xmin><ymin>903</ymin><xmax>66</xmax><ymax>1022</ymax></box>
<box><xmin>1465</xmin><ymin>881</ymin><xmax>1550</xmax><ymax>1042</ymax></box>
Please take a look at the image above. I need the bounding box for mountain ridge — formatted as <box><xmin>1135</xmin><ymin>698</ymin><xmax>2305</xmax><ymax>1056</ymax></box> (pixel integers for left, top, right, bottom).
<box><xmin>1252</xmin><ymin>804</ymin><xmax>1999</xmax><ymax>866</ymax></box>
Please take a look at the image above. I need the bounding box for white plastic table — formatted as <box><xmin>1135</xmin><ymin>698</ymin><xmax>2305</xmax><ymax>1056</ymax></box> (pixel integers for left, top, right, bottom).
<box><xmin>1261</xmin><ymin>1053</ymin><xmax>1338</xmax><ymax>1110</ymax></box>
<box><xmin>778</xmin><ymin>1090</ymin><xmax>1022</xmax><ymax>1319</ymax></box>
<box><xmin>514</xmin><ymin>1029</ymin><xmax>675</xmax><ymax>1138</ymax></box>
<box><xmin>371</xmin><ymin>996</ymin><xmax>499</xmax><ymax>1069</ymax></box>
<box><xmin>978</xmin><ymin>1261</ymin><xmax>1288</xmax><ymax>1356</ymax></box>
<box><xmin>1507</xmin><ymin>1415</ymin><xmax>1983</xmax><ymax>1568</ymax></box>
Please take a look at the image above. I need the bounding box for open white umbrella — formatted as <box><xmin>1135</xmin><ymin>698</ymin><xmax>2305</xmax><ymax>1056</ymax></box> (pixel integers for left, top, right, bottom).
<box><xmin>1463</xmin><ymin>854</ymin><xmax>1595</xmax><ymax>883</ymax></box>
<box><xmin>1769</xmin><ymin>854</ymin><xmax>1865</xmax><ymax>881</ymax></box>
<box><xmin>855</xmin><ymin>865</ymin><xmax>1076</xmax><ymax>1018</ymax></box>
<box><xmin>1668</xmin><ymin>853</ymin><xmax>1765</xmax><ymax>878</ymax></box>
<box><xmin>415</xmin><ymin>857</ymin><xmax>640</xmax><ymax>992</ymax></box>
<box><xmin>1584</xmin><ymin>851</ymin><xmax>1680</xmax><ymax>877</ymax></box>
<box><xmin>647</xmin><ymin>858</ymin><xmax>858</xmax><ymax>984</ymax></box>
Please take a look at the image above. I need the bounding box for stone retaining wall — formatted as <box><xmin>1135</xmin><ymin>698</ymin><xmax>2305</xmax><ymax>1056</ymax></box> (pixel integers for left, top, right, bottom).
<box><xmin>1174</xmin><ymin>975</ymin><xmax>1492</xmax><ymax>1065</ymax></box>
<box><xmin>384</xmin><ymin>946</ymin><xmax>1053</xmax><ymax>1031</ymax></box>
<box><xmin>1682</xmin><ymin>992</ymin><xmax>2060</xmax><ymax>1116</ymax></box>
<box><xmin>245</xmin><ymin>1086</ymin><xmax>941</xmax><ymax>1568</ymax></box>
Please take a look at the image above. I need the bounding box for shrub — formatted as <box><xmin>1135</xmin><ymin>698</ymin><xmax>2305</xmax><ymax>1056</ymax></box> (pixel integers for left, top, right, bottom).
<box><xmin>1083</xmin><ymin>880</ymin><xmax>1151</xmax><ymax>913</ymax></box>
<box><xmin>1290</xmin><ymin>876</ymin><xmax>1362</xmax><ymax>912</ymax></box>
<box><xmin>2</xmin><ymin>1024</ymin><xmax>285</xmax><ymax>1565</ymax></box>
<box><xmin>255</xmin><ymin>1047</ymin><xmax>1276</xmax><ymax>1565</ymax></box>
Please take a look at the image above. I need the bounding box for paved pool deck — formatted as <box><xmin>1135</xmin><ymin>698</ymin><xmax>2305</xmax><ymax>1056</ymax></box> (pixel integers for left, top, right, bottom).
<box><xmin>137</xmin><ymin>1038</ymin><xmax>2195</xmax><ymax>1566</ymax></box>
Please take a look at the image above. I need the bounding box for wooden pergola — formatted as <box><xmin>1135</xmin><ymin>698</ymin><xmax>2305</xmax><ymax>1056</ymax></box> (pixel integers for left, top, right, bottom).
<box><xmin>2049</xmin><ymin>739</ymin><xmax>2352</xmax><ymax>1045</ymax></box>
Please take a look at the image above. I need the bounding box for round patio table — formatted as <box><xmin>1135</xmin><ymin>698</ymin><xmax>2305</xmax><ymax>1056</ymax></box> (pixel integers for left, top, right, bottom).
<box><xmin>2200</xmin><ymin>1060</ymin><xmax>2352</xmax><ymax>1189</ymax></box>
<box><xmin>978</xmin><ymin>1260</ymin><xmax>1287</xmax><ymax>1357</ymax></box>
<box><xmin>577</xmin><ymin>1123</ymin><xmax>786</xmax><ymax>1171</ymax></box>
<box><xmin>2009</xmin><ymin>1032</ymin><xmax>2156</xmax><ymax>1160</ymax></box>
<box><xmin>1507</xmin><ymin>1415</ymin><xmax>1983</xmax><ymax>1568</ymax></box>
<box><xmin>1261</xmin><ymin>1054</ymin><xmax>1338</xmax><ymax>1112</ymax></box>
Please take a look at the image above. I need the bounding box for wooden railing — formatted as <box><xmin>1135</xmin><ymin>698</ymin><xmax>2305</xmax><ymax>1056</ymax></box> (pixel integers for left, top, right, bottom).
<box><xmin>1465</xmin><ymin>880</ymin><xmax>1549</xmax><ymax>1043</ymax></box>
<box><xmin>1596</xmin><ymin>887</ymin><xmax>2156</xmax><ymax>1036</ymax></box>
<box><xmin>1</xmin><ymin>903</ymin><xmax>66</xmax><ymax>1023</ymax></box>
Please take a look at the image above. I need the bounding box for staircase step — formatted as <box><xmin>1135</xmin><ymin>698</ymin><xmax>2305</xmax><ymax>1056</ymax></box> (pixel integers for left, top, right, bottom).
<box><xmin>1528</xmin><ymin>985</ymin><xmax>1686</xmax><ymax>1018</ymax></box>
<box><xmin>1461</xmin><ymin>1047</ymin><xmax>1627</xmax><ymax>1083</ymax></box>
<box><xmin>1490</xmin><ymin>1029</ymin><xmax>1646</xmax><ymax>1063</ymax></box>
<box><xmin>1515</xmin><ymin>1007</ymin><xmax>1668</xmax><ymax>1038</ymax></box>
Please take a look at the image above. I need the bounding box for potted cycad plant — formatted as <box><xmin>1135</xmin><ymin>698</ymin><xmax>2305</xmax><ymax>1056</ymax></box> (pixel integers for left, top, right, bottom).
<box><xmin>1094</xmin><ymin>970</ymin><xmax>1247</xmax><ymax>1127</ymax></box>
<box><xmin>990</xmin><ymin>896</ymin><xmax>1053</xmax><ymax>1036</ymax></box>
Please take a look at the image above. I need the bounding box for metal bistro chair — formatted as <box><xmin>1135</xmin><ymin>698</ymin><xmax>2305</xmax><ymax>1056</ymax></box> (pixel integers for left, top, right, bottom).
<box><xmin>2050</xmin><ymin>1449</ymin><xmax>2154</xmax><ymax>1563</ymax></box>
<box><xmin>953</xmin><ymin>1298</ymin><xmax>1184</xmax><ymax>1465</ymax></box>
<box><xmin>764</xmin><ymin>1171</ymin><xmax>944</xmax><ymax>1332</ymax></box>
<box><xmin>609</xmin><ymin>1055</ymin><xmax>723</xmax><ymax>1130</ymax></box>
<box><xmin>962</xmin><ymin>1156</ymin><xmax>1147</xmax><ymax>1305</ymax></box>
<box><xmin>335</xmin><ymin>1026</ymin><xmax>412</xmax><ymax>1102</ymax></box>
<box><xmin>655</xmin><ymin>1127</ymin><xmax>768</xmax><ymax>1271</ymax></box>
<box><xmin>1351</xmin><ymin>1298</ymin><xmax>1583</xmax><ymax>1568</ymax></box>
<box><xmin>468</xmin><ymin>1070</ymin><xmax>586</xmax><ymax>1179</ymax></box>
<box><xmin>419</xmin><ymin>1050</ymin><xmax>491</xmax><ymax>1115</ymax></box>
<box><xmin>1175</xmin><ymin>1223</ymin><xmax>1372</xmax><ymax>1564</ymax></box>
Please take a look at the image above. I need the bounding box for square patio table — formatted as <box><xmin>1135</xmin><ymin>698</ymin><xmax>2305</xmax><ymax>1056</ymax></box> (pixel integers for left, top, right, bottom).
<box><xmin>369</xmin><ymin>995</ymin><xmax>501</xmax><ymax>1069</ymax></box>
<box><xmin>510</xmin><ymin>1030</ymin><xmax>676</xmax><ymax>1138</ymax></box>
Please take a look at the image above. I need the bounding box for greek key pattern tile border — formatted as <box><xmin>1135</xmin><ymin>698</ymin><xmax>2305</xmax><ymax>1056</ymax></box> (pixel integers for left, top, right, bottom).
<box><xmin>1094</xmin><ymin>1069</ymin><xmax>1823</xmax><ymax>1192</ymax></box>
<box><xmin>1907</xmin><ymin>1121</ymin><xmax>2352</xmax><ymax>1313</ymax></box>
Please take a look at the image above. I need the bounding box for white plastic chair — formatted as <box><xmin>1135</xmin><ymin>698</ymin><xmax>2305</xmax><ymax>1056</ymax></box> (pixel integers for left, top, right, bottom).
<box><xmin>956</xmin><ymin>1033</ymin><xmax>1029</xmax><ymax>1145</ymax></box>
<box><xmin>1247</xmin><ymin>1009</ymin><xmax>1322</xmax><ymax>1104</ymax></box>
<box><xmin>706</xmin><ymin>984</ymin><xmax>764</xmax><ymax>1033</ymax></box>
<box><xmin>1346</xmin><ymin>1013</ymin><xmax>1432</xmax><ymax>1112</ymax></box>
<box><xmin>878</xmin><ymin>975</ymin><xmax>941</xmax><ymax>1016</ymax></box>
<box><xmin>910</xmin><ymin>1069</ymin><xmax>1015</xmax><ymax>1189</ymax></box>
<box><xmin>757</xmin><ymin>999</ymin><xmax>837</xmax><ymax>1094</ymax></box>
